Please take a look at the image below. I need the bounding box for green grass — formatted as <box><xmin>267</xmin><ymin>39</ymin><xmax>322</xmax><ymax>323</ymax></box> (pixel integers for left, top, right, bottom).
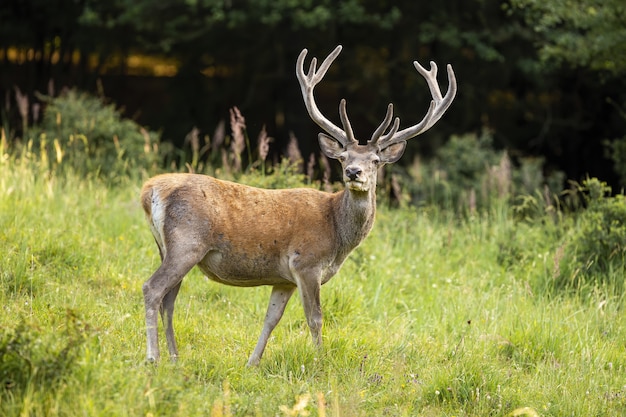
<box><xmin>1</xmin><ymin>160</ymin><xmax>625</xmax><ymax>416</ymax></box>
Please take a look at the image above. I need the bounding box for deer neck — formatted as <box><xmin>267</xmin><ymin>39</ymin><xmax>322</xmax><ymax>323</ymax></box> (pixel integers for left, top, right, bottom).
<box><xmin>334</xmin><ymin>186</ymin><xmax>377</xmax><ymax>251</ymax></box>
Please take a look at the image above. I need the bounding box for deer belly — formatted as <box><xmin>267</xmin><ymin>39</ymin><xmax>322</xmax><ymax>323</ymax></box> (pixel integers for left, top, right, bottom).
<box><xmin>197</xmin><ymin>250</ymin><xmax>292</xmax><ymax>287</ymax></box>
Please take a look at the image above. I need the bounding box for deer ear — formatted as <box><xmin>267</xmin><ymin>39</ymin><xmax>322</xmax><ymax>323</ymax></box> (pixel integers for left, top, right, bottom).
<box><xmin>318</xmin><ymin>133</ymin><xmax>345</xmax><ymax>159</ymax></box>
<box><xmin>379</xmin><ymin>141</ymin><xmax>406</xmax><ymax>164</ymax></box>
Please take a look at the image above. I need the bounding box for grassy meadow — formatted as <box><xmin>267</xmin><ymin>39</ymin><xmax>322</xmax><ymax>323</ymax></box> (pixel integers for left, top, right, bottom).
<box><xmin>1</xmin><ymin>87</ymin><xmax>626</xmax><ymax>417</ymax></box>
<box><xmin>1</xmin><ymin>151</ymin><xmax>626</xmax><ymax>417</ymax></box>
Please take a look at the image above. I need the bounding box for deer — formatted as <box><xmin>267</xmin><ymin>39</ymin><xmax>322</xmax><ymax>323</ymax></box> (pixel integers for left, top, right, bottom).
<box><xmin>140</xmin><ymin>45</ymin><xmax>456</xmax><ymax>366</ymax></box>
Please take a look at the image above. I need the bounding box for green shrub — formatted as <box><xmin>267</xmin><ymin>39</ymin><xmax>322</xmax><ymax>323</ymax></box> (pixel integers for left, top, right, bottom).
<box><xmin>399</xmin><ymin>129</ymin><xmax>567</xmax><ymax>215</ymax></box>
<box><xmin>0</xmin><ymin>311</ymin><xmax>89</xmax><ymax>397</ymax></box>
<box><xmin>406</xmin><ymin>129</ymin><xmax>506</xmax><ymax>211</ymax></box>
<box><xmin>514</xmin><ymin>156</ymin><xmax>565</xmax><ymax>200</ymax></box>
<box><xmin>234</xmin><ymin>158</ymin><xmax>311</xmax><ymax>189</ymax></box>
<box><xmin>555</xmin><ymin>178</ymin><xmax>626</xmax><ymax>291</ymax></box>
<box><xmin>434</xmin><ymin>130</ymin><xmax>503</xmax><ymax>192</ymax></box>
<box><xmin>32</xmin><ymin>90</ymin><xmax>169</xmax><ymax>181</ymax></box>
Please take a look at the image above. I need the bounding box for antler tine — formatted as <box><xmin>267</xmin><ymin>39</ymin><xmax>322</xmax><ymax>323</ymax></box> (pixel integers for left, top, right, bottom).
<box><xmin>307</xmin><ymin>57</ymin><xmax>318</xmax><ymax>78</ymax></box>
<box><xmin>296</xmin><ymin>45</ymin><xmax>350</xmax><ymax>146</ymax></box>
<box><xmin>379</xmin><ymin>115</ymin><xmax>401</xmax><ymax>144</ymax></box>
<box><xmin>380</xmin><ymin>60</ymin><xmax>457</xmax><ymax>147</ymax></box>
<box><xmin>368</xmin><ymin>103</ymin><xmax>400</xmax><ymax>145</ymax></box>
<box><xmin>414</xmin><ymin>62</ymin><xmax>456</xmax><ymax>131</ymax></box>
<box><xmin>339</xmin><ymin>99</ymin><xmax>357</xmax><ymax>144</ymax></box>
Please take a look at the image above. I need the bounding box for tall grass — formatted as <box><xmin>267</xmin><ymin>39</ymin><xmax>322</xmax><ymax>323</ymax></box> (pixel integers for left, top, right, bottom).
<box><xmin>1</xmin><ymin>144</ymin><xmax>626</xmax><ymax>416</ymax></box>
<box><xmin>1</xmin><ymin>89</ymin><xmax>625</xmax><ymax>415</ymax></box>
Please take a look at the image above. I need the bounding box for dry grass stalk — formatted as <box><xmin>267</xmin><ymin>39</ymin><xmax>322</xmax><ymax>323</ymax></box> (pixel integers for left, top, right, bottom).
<box><xmin>1</xmin><ymin>128</ymin><xmax>7</xmax><ymax>154</ymax></box>
<box><xmin>485</xmin><ymin>151</ymin><xmax>512</xmax><ymax>201</ymax></box>
<box><xmin>543</xmin><ymin>184</ymin><xmax>552</xmax><ymax>208</ymax></box>
<box><xmin>319</xmin><ymin>152</ymin><xmax>332</xmax><ymax>192</ymax></box>
<box><xmin>185</xmin><ymin>126</ymin><xmax>201</xmax><ymax>170</ymax></box>
<box><xmin>286</xmin><ymin>131</ymin><xmax>303</xmax><ymax>172</ymax></box>
<box><xmin>391</xmin><ymin>173</ymin><xmax>403</xmax><ymax>204</ymax></box>
<box><xmin>14</xmin><ymin>86</ymin><xmax>29</xmax><ymax>135</ymax></box>
<box><xmin>409</xmin><ymin>155</ymin><xmax>423</xmax><ymax>183</ymax></box>
<box><xmin>553</xmin><ymin>244</ymin><xmax>565</xmax><ymax>278</ymax></box>
<box><xmin>306</xmin><ymin>153</ymin><xmax>316</xmax><ymax>182</ymax></box>
<box><xmin>53</xmin><ymin>139</ymin><xmax>63</xmax><ymax>164</ymax></box>
<box><xmin>14</xmin><ymin>87</ymin><xmax>28</xmax><ymax>119</ymax></box>
<box><xmin>468</xmin><ymin>188</ymin><xmax>477</xmax><ymax>215</ymax></box>
<box><xmin>212</xmin><ymin>120</ymin><xmax>225</xmax><ymax>155</ymax></box>
<box><xmin>199</xmin><ymin>134</ymin><xmax>211</xmax><ymax>157</ymax></box>
<box><xmin>257</xmin><ymin>124</ymin><xmax>271</xmax><ymax>163</ymax></box>
<box><xmin>543</xmin><ymin>184</ymin><xmax>559</xmax><ymax>222</ymax></box>
<box><xmin>229</xmin><ymin>106</ymin><xmax>246</xmax><ymax>172</ymax></box>
<box><xmin>141</xmin><ymin>127</ymin><xmax>152</xmax><ymax>154</ymax></box>
<box><xmin>496</xmin><ymin>151</ymin><xmax>512</xmax><ymax>198</ymax></box>
<box><xmin>32</xmin><ymin>103</ymin><xmax>41</xmax><ymax>124</ymax></box>
<box><xmin>185</xmin><ymin>126</ymin><xmax>200</xmax><ymax>156</ymax></box>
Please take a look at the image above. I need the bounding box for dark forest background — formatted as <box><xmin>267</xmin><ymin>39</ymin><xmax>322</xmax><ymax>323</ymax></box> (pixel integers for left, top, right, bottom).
<box><xmin>1</xmin><ymin>0</ymin><xmax>625</xmax><ymax>189</ymax></box>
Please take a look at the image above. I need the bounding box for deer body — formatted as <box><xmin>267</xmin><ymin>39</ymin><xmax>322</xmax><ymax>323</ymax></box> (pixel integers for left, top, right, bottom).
<box><xmin>142</xmin><ymin>173</ymin><xmax>374</xmax><ymax>288</ymax></box>
<box><xmin>141</xmin><ymin>45</ymin><xmax>456</xmax><ymax>366</ymax></box>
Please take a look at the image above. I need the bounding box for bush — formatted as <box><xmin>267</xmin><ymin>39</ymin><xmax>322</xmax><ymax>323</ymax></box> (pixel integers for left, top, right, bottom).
<box><xmin>0</xmin><ymin>311</ymin><xmax>89</xmax><ymax>397</ymax></box>
<box><xmin>406</xmin><ymin>129</ymin><xmax>506</xmax><ymax>211</ymax></box>
<box><xmin>31</xmin><ymin>90</ymin><xmax>169</xmax><ymax>181</ymax></box>
<box><xmin>400</xmin><ymin>129</ymin><xmax>566</xmax><ymax>216</ymax></box>
<box><xmin>555</xmin><ymin>178</ymin><xmax>626</xmax><ymax>291</ymax></box>
<box><xmin>235</xmin><ymin>158</ymin><xmax>311</xmax><ymax>189</ymax></box>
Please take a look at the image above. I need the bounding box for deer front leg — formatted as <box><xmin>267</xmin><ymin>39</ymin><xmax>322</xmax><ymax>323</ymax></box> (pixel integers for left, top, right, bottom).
<box><xmin>247</xmin><ymin>285</ymin><xmax>296</xmax><ymax>367</ymax></box>
<box><xmin>296</xmin><ymin>273</ymin><xmax>323</xmax><ymax>347</ymax></box>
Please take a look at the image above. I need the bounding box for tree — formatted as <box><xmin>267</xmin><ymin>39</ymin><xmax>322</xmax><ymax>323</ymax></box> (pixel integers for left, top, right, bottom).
<box><xmin>2</xmin><ymin>0</ymin><xmax>625</xmax><ymax>187</ymax></box>
<box><xmin>506</xmin><ymin>0</ymin><xmax>626</xmax><ymax>188</ymax></box>
<box><xmin>508</xmin><ymin>0</ymin><xmax>626</xmax><ymax>76</ymax></box>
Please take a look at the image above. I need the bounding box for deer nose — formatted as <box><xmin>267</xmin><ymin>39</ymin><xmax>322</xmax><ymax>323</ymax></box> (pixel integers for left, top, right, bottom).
<box><xmin>345</xmin><ymin>166</ymin><xmax>362</xmax><ymax>181</ymax></box>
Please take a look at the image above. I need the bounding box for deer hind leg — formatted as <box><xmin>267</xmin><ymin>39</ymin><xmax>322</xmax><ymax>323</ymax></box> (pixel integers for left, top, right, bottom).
<box><xmin>160</xmin><ymin>281</ymin><xmax>182</xmax><ymax>360</ymax></box>
<box><xmin>247</xmin><ymin>285</ymin><xmax>296</xmax><ymax>367</ymax></box>
<box><xmin>143</xmin><ymin>246</ymin><xmax>205</xmax><ymax>363</ymax></box>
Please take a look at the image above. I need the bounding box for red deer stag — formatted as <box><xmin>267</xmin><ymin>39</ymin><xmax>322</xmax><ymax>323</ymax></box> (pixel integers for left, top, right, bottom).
<box><xmin>140</xmin><ymin>45</ymin><xmax>456</xmax><ymax>366</ymax></box>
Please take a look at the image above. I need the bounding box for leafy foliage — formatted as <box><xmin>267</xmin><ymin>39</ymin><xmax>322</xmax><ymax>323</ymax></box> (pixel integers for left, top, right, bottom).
<box><xmin>434</xmin><ymin>130</ymin><xmax>503</xmax><ymax>192</ymax></box>
<box><xmin>236</xmin><ymin>158</ymin><xmax>310</xmax><ymax>190</ymax></box>
<box><xmin>77</xmin><ymin>0</ymin><xmax>403</xmax><ymax>53</ymax></box>
<box><xmin>404</xmin><ymin>130</ymin><xmax>505</xmax><ymax>211</ymax></box>
<box><xmin>32</xmin><ymin>90</ymin><xmax>168</xmax><ymax>181</ymax></box>
<box><xmin>404</xmin><ymin>130</ymin><xmax>563</xmax><ymax>214</ymax></box>
<box><xmin>0</xmin><ymin>312</ymin><xmax>88</xmax><ymax>396</ymax></box>
<box><xmin>508</xmin><ymin>0</ymin><xmax>626</xmax><ymax>75</ymax></box>
<box><xmin>556</xmin><ymin>178</ymin><xmax>626</xmax><ymax>290</ymax></box>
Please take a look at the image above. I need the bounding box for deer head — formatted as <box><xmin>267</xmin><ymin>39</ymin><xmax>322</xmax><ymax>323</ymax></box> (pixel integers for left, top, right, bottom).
<box><xmin>296</xmin><ymin>45</ymin><xmax>457</xmax><ymax>193</ymax></box>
